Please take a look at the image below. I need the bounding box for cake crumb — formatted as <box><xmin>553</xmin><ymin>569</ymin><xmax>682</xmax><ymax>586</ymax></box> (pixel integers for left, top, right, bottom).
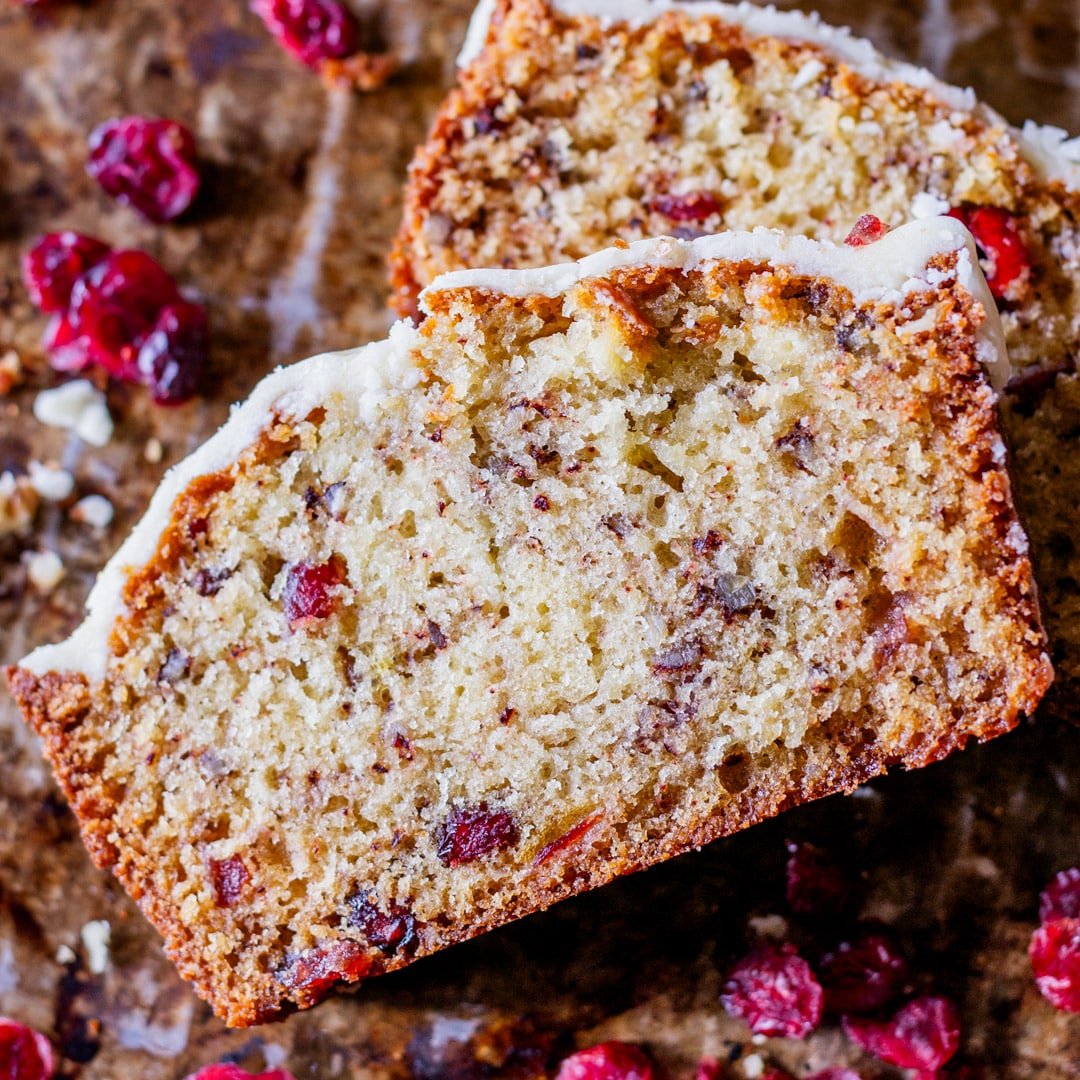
<box><xmin>55</xmin><ymin>943</ymin><xmax>76</xmax><ymax>965</ymax></box>
<box><xmin>80</xmin><ymin>919</ymin><xmax>111</xmax><ymax>975</ymax></box>
<box><xmin>33</xmin><ymin>380</ymin><xmax>114</xmax><ymax>447</ymax></box>
<box><xmin>145</xmin><ymin>437</ymin><xmax>164</xmax><ymax>464</ymax></box>
<box><xmin>742</xmin><ymin>1053</ymin><xmax>765</xmax><ymax>1079</ymax></box>
<box><xmin>23</xmin><ymin>549</ymin><xmax>64</xmax><ymax>593</ymax></box>
<box><xmin>27</xmin><ymin>460</ymin><xmax>75</xmax><ymax>502</ymax></box>
<box><xmin>0</xmin><ymin>471</ymin><xmax>39</xmax><ymax>536</ymax></box>
<box><xmin>0</xmin><ymin>350</ymin><xmax>23</xmax><ymax>396</ymax></box>
<box><xmin>71</xmin><ymin>494</ymin><xmax>115</xmax><ymax>529</ymax></box>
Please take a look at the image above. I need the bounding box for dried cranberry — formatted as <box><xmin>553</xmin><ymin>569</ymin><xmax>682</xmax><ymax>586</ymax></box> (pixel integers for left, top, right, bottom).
<box><xmin>44</xmin><ymin>312</ymin><xmax>90</xmax><ymax>372</ymax></box>
<box><xmin>533</xmin><ymin>812</ymin><xmax>603</xmax><ymax>866</ymax></box>
<box><xmin>67</xmin><ymin>249</ymin><xmax>182</xmax><ymax>381</ymax></box>
<box><xmin>819</xmin><ymin>932</ymin><xmax>909</xmax><ymax>1014</ymax></box>
<box><xmin>87</xmin><ymin>117</ymin><xmax>200</xmax><ymax>223</ymax></box>
<box><xmin>842</xmin><ymin>995</ymin><xmax>961</xmax><ymax>1070</ymax></box>
<box><xmin>137</xmin><ymin>301</ymin><xmax>208</xmax><ymax>405</ymax></box>
<box><xmin>785</xmin><ymin>841</ymin><xmax>853</xmax><ymax>916</ymax></box>
<box><xmin>435</xmin><ymin>802</ymin><xmax>520</xmax><ymax>867</ymax></box>
<box><xmin>278</xmin><ymin>939</ymin><xmax>372</xmax><ymax>997</ymax></box>
<box><xmin>720</xmin><ymin>943</ymin><xmax>823</xmax><ymax>1039</ymax></box>
<box><xmin>1039</xmin><ymin>868</ymin><xmax>1080</xmax><ymax>923</ymax></box>
<box><xmin>1029</xmin><ymin>917</ymin><xmax>1080</xmax><ymax>1012</ymax></box>
<box><xmin>844</xmin><ymin>214</ymin><xmax>890</xmax><ymax>247</ymax></box>
<box><xmin>250</xmin><ymin>0</ymin><xmax>358</xmax><ymax>68</ymax></box>
<box><xmin>22</xmin><ymin>232</ymin><xmax>110</xmax><ymax>313</ymax></box>
<box><xmin>348</xmin><ymin>891</ymin><xmax>419</xmax><ymax>956</ymax></box>
<box><xmin>283</xmin><ymin>558</ymin><xmax>345</xmax><ymax>627</ymax></box>
<box><xmin>806</xmin><ymin>1071</ymin><xmax>861</xmax><ymax>1080</ymax></box>
<box><xmin>184</xmin><ymin>1065</ymin><xmax>297</xmax><ymax>1080</ymax></box>
<box><xmin>947</xmin><ymin>205</ymin><xmax>1031</xmax><ymax>300</ymax></box>
<box><xmin>693</xmin><ymin>1057</ymin><xmax>721</xmax><ymax>1080</ymax></box>
<box><xmin>554</xmin><ymin>1041</ymin><xmax>655</xmax><ymax>1080</ymax></box>
<box><xmin>651</xmin><ymin>191</ymin><xmax>723</xmax><ymax>223</ymax></box>
<box><xmin>209</xmin><ymin>856</ymin><xmax>250</xmax><ymax>907</ymax></box>
<box><xmin>0</xmin><ymin>1019</ymin><xmax>54</xmax><ymax>1080</ymax></box>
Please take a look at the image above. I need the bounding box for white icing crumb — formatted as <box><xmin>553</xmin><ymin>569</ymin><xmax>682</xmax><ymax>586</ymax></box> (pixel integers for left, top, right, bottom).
<box><xmin>24</xmin><ymin>550</ymin><xmax>64</xmax><ymax>593</ymax></box>
<box><xmin>33</xmin><ymin>381</ymin><xmax>114</xmax><ymax>447</ymax></box>
<box><xmin>742</xmin><ymin>1054</ymin><xmax>765</xmax><ymax>1079</ymax></box>
<box><xmin>27</xmin><ymin>460</ymin><xmax>75</xmax><ymax>502</ymax></box>
<box><xmin>746</xmin><ymin>913</ymin><xmax>789</xmax><ymax>940</ymax></box>
<box><xmin>71</xmin><ymin>494</ymin><xmax>114</xmax><ymax>529</ymax></box>
<box><xmin>790</xmin><ymin>57</ymin><xmax>825</xmax><ymax>90</ymax></box>
<box><xmin>80</xmin><ymin>919</ymin><xmax>111</xmax><ymax>975</ymax></box>
<box><xmin>145</xmin><ymin>437</ymin><xmax>164</xmax><ymax>464</ymax></box>
<box><xmin>56</xmin><ymin>943</ymin><xmax>77</xmax><ymax>964</ymax></box>
<box><xmin>912</xmin><ymin>192</ymin><xmax>951</xmax><ymax>219</ymax></box>
<box><xmin>750</xmin><ymin>1033</ymin><xmax>766</xmax><ymax>1047</ymax></box>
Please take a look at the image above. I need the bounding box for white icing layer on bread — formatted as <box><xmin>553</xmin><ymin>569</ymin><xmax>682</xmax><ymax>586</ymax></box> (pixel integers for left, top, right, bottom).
<box><xmin>20</xmin><ymin>220</ymin><xmax>1006</xmax><ymax>681</ymax></box>
<box><xmin>456</xmin><ymin>0</ymin><xmax>1080</xmax><ymax>190</ymax></box>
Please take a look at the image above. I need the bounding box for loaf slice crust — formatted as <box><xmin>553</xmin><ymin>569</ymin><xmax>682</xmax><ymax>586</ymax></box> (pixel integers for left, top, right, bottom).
<box><xmin>8</xmin><ymin>223</ymin><xmax>1051</xmax><ymax>1025</ymax></box>
<box><xmin>392</xmin><ymin>0</ymin><xmax>1080</xmax><ymax>706</ymax></box>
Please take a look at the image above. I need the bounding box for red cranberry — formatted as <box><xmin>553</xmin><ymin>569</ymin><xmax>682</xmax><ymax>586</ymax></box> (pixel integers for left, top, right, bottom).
<box><xmin>137</xmin><ymin>301</ymin><xmax>208</xmax><ymax>405</ymax></box>
<box><xmin>348</xmin><ymin>891</ymin><xmax>419</xmax><ymax>956</ymax></box>
<box><xmin>68</xmin><ymin>249</ymin><xmax>181</xmax><ymax>380</ymax></box>
<box><xmin>693</xmin><ymin>1057</ymin><xmax>721</xmax><ymax>1080</ymax></box>
<box><xmin>806</xmin><ymin>1072</ymin><xmax>861</xmax><ymax>1080</ymax></box>
<box><xmin>278</xmin><ymin>939</ymin><xmax>372</xmax><ymax>997</ymax></box>
<box><xmin>532</xmin><ymin>812</ymin><xmax>603</xmax><ymax>866</ymax></box>
<box><xmin>209</xmin><ymin>856</ymin><xmax>250</xmax><ymax>908</ymax></box>
<box><xmin>819</xmin><ymin>932</ymin><xmax>909</xmax><ymax>1014</ymax></box>
<box><xmin>785</xmin><ymin>841</ymin><xmax>853</xmax><ymax>916</ymax></box>
<box><xmin>43</xmin><ymin>312</ymin><xmax>91</xmax><ymax>372</ymax></box>
<box><xmin>651</xmin><ymin>191</ymin><xmax>724</xmax><ymax>223</ymax></box>
<box><xmin>1029</xmin><ymin>917</ymin><xmax>1080</xmax><ymax>1012</ymax></box>
<box><xmin>435</xmin><ymin>802</ymin><xmax>520</xmax><ymax>867</ymax></box>
<box><xmin>283</xmin><ymin>558</ymin><xmax>345</xmax><ymax>627</ymax></box>
<box><xmin>554</xmin><ymin>1041</ymin><xmax>655</xmax><ymax>1080</ymax></box>
<box><xmin>22</xmin><ymin>232</ymin><xmax>110</xmax><ymax>313</ymax></box>
<box><xmin>1039</xmin><ymin>868</ymin><xmax>1080</xmax><ymax>923</ymax></box>
<box><xmin>87</xmin><ymin>117</ymin><xmax>200</xmax><ymax>223</ymax></box>
<box><xmin>184</xmin><ymin>1065</ymin><xmax>297</xmax><ymax>1080</ymax></box>
<box><xmin>720</xmin><ymin>943</ymin><xmax>824</xmax><ymax>1039</ymax></box>
<box><xmin>844</xmin><ymin>214</ymin><xmax>890</xmax><ymax>247</ymax></box>
<box><xmin>947</xmin><ymin>205</ymin><xmax>1031</xmax><ymax>301</ymax></box>
<box><xmin>250</xmin><ymin>0</ymin><xmax>358</xmax><ymax>68</ymax></box>
<box><xmin>842</xmin><ymin>995</ymin><xmax>961</xmax><ymax>1070</ymax></box>
<box><xmin>0</xmin><ymin>1019</ymin><xmax>54</xmax><ymax>1080</ymax></box>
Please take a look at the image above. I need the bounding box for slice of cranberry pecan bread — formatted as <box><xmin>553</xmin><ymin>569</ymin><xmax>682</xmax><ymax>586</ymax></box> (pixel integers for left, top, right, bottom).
<box><xmin>8</xmin><ymin>221</ymin><xmax>1051</xmax><ymax>1025</ymax></box>
<box><xmin>391</xmin><ymin>0</ymin><xmax>1080</xmax><ymax>708</ymax></box>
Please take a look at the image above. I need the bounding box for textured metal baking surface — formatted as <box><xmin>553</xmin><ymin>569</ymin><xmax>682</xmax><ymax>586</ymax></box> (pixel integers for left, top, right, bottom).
<box><xmin>0</xmin><ymin>1</ymin><xmax>1077</xmax><ymax>1076</ymax></box>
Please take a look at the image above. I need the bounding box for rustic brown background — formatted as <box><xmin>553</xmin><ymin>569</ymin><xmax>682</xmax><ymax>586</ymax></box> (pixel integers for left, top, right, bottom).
<box><xmin>0</xmin><ymin>1</ymin><xmax>1078</xmax><ymax>1077</ymax></box>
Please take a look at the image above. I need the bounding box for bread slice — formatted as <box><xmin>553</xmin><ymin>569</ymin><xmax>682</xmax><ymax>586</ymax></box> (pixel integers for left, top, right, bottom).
<box><xmin>391</xmin><ymin>0</ymin><xmax>1080</xmax><ymax>706</ymax></box>
<box><xmin>7</xmin><ymin>221</ymin><xmax>1051</xmax><ymax>1026</ymax></box>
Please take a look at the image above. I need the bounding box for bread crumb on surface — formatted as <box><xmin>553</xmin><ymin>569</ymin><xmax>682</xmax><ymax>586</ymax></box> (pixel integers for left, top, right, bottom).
<box><xmin>70</xmin><ymin>494</ymin><xmax>115</xmax><ymax>529</ymax></box>
<box><xmin>23</xmin><ymin>549</ymin><xmax>64</xmax><ymax>593</ymax></box>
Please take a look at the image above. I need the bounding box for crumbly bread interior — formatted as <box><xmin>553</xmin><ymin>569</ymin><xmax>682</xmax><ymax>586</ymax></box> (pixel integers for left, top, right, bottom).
<box><xmin>391</xmin><ymin>0</ymin><xmax>1080</xmax><ymax>700</ymax></box>
<box><xmin>10</xmin><ymin>256</ymin><xmax>1049</xmax><ymax>1024</ymax></box>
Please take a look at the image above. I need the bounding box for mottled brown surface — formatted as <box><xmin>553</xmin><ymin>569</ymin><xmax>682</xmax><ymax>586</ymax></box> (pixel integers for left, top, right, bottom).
<box><xmin>0</xmin><ymin>1</ymin><xmax>1077</xmax><ymax>1077</ymax></box>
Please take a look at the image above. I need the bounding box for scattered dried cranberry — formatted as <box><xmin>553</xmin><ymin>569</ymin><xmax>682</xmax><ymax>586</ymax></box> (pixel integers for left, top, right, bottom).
<box><xmin>819</xmin><ymin>931</ymin><xmax>909</xmax><ymax>1014</ymax></box>
<box><xmin>0</xmin><ymin>1019</ymin><xmax>54</xmax><ymax>1080</ymax></box>
<box><xmin>785</xmin><ymin>841</ymin><xmax>853</xmax><ymax>916</ymax></box>
<box><xmin>720</xmin><ymin>943</ymin><xmax>823</xmax><ymax>1038</ymax></box>
<box><xmin>87</xmin><ymin>116</ymin><xmax>200</xmax><ymax>223</ymax></box>
<box><xmin>278</xmin><ymin>939</ymin><xmax>372</xmax><ymax>997</ymax></box>
<box><xmin>138</xmin><ymin>301</ymin><xmax>208</xmax><ymax>405</ymax></box>
<box><xmin>554</xmin><ymin>1041</ymin><xmax>655</xmax><ymax>1080</ymax></box>
<box><xmin>947</xmin><ymin>205</ymin><xmax>1031</xmax><ymax>301</ymax></box>
<box><xmin>693</xmin><ymin>1057</ymin><xmax>721</xmax><ymax>1080</ymax></box>
<box><xmin>1029</xmin><ymin>917</ymin><xmax>1080</xmax><ymax>1012</ymax></box>
<box><xmin>651</xmin><ymin>191</ymin><xmax>724</xmax><ymax>223</ymax></box>
<box><xmin>250</xmin><ymin>0</ymin><xmax>358</xmax><ymax>68</ymax></box>
<box><xmin>184</xmin><ymin>1064</ymin><xmax>297</xmax><ymax>1080</ymax></box>
<box><xmin>1040</xmin><ymin>868</ymin><xmax>1080</xmax><ymax>923</ymax></box>
<box><xmin>283</xmin><ymin>558</ymin><xmax>345</xmax><ymax>627</ymax></box>
<box><xmin>435</xmin><ymin>802</ymin><xmax>520</xmax><ymax>867</ymax></box>
<box><xmin>348</xmin><ymin>891</ymin><xmax>419</xmax><ymax>956</ymax></box>
<box><xmin>842</xmin><ymin>995</ymin><xmax>961</xmax><ymax>1070</ymax></box>
<box><xmin>209</xmin><ymin>856</ymin><xmax>250</xmax><ymax>908</ymax></box>
<box><xmin>22</xmin><ymin>232</ymin><xmax>110</xmax><ymax>313</ymax></box>
<box><xmin>844</xmin><ymin>214</ymin><xmax>890</xmax><ymax>247</ymax></box>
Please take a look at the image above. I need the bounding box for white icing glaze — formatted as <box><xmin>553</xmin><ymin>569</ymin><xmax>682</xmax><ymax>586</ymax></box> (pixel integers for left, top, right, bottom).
<box><xmin>456</xmin><ymin>0</ymin><xmax>1080</xmax><ymax>191</ymax></box>
<box><xmin>22</xmin><ymin>220</ymin><xmax>1006</xmax><ymax>681</ymax></box>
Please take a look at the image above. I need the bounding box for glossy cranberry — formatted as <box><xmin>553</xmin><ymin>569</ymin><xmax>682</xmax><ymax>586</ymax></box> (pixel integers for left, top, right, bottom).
<box><xmin>1040</xmin><ymin>868</ymin><xmax>1080</xmax><ymax>923</ymax></box>
<box><xmin>277</xmin><ymin>940</ymin><xmax>372</xmax><ymax>996</ymax></box>
<box><xmin>283</xmin><ymin>559</ymin><xmax>345</xmax><ymax>627</ymax></box>
<box><xmin>1029</xmin><ymin>917</ymin><xmax>1080</xmax><ymax>1012</ymax></box>
<box><xmin>348</xmin><ymin>891</ymin><xmax>419</xmax><ymax>956</ymax></box>
<box><xmin>22</xmin><ymin>232</ymin><xmax>110</xmax><ymax>313</ymax></box>
<box><xmin>436</xmin><ymin>802</ymin><xmax>520</xmax><ymax>867</ymax></box>
<box><xmin>819</xmin><ymin>931</ymin><xmax>909</xmax><ymax>1014</ymax></box>
<box><xmin>720</xmin><ymin>943</ymin><xmax>823</xmax><ymax>1039</ymax></box>
<box><xmin>554</xmin><ymin>1041</ymin><xmax>655</xmax><ymax>1080</ymax></box>
<box><xmin>137</xmin><ymin>301</ymin><xmax>208</xmax><ymax>405</ymax></box>
<box><xmin>0</xmin><ymin>1019</ymin><xmax>54</xmax><ymax>1080</ymax></box>
<box><xmin>184</xmin><ymin>1065</ymin><xmax>297</xmax><ymax>1080</ymax></box>
<box><xmin>842</xmin><ymin>995</ymin><xmax>961</xmax><ymax>1070</ymax></box>
<box><xmin>844</xmin><ymin>214</ymin><xmax>890</xmax><ymax>247</ymax></box>
<box><xmin>947</xmin><ymin>205</ymin><xmax>1031</xmax><ymax>301</ymax></box>
<box><xmin>209</xmin><ymin>856</ymin><xmax>250</xmax><ymax>908</ymax></box>
<box><xmin>68</xmin><ymin>249</ymin><xmax>181</xmax><ymax>380</ymax></box>
<box><xmin>651</xmin><ymin>191</ymin><xmax>724</xmax><ymax>223</ymax></box>
<box><xmin>785</xmin><ymin>841</ymin><xmax>853</xmax><ymax>916</ymax></box>
<box><xmin>250</xmin><ymin>0</ymin><xmax>358</xmax><ymax>68</ymax></box>
<box><xmin>43</xmin><ymin>312</ymin><xmax>91</xmax><ymax>372</ymax></box>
